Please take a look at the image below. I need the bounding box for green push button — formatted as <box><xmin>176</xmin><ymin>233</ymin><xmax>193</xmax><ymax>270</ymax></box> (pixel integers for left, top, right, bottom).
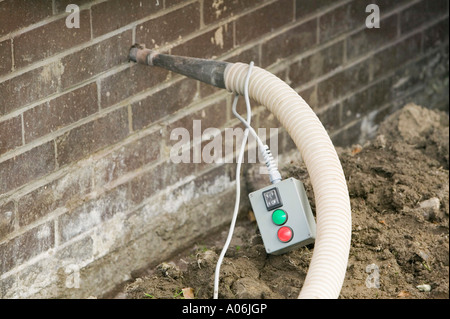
<box><xmin>272</xmin><ymin>209</ymin><xmax>287</xmax><ymax>225</ymax></box>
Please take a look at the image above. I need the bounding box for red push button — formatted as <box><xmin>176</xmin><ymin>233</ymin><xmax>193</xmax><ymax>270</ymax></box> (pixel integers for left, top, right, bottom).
<box><xmin>277</xmin><ymin>226</ymin><xmax>293</xmax><ymax>243</ymax></box>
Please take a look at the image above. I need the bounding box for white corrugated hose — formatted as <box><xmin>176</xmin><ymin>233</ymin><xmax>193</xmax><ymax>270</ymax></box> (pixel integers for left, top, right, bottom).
<box><xmin>224</xmin><ymin>63</ymin><xmax>352</xmax><ymax>299</ymax></box>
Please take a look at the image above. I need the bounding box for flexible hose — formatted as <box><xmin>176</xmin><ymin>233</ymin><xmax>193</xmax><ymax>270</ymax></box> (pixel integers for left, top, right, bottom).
<box><xmin>224</xmin><ymin>63</ymin><xmax>352</xmax><ymax>299</ymax></box>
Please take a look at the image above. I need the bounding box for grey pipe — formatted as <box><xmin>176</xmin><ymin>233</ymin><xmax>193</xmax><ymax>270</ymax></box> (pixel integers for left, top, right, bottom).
<box><xmin>129</xmin><ymin>44</ymin><xmax>229</xmax><ymax>89</ymax></box>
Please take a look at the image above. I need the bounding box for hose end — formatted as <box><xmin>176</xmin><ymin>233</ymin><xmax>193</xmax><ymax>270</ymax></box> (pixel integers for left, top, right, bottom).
<box><xmin>129</xmin><ymin>43</ymin><xmax>157</xmax><ymax>65</ymax></box>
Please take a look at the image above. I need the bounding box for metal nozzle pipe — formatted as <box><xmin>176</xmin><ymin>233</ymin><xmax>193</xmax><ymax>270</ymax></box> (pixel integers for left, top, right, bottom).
<box><xmin>129</xmin><ymin>44</ymin><xmax>230</xmax><ymax>89</ymax></box>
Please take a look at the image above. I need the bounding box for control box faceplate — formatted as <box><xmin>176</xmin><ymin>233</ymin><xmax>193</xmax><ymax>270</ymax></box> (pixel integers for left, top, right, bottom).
<box><xmin>249</xmin><ymin>177</ymin><xmax>316</xmax><ymax>255</ymax></box>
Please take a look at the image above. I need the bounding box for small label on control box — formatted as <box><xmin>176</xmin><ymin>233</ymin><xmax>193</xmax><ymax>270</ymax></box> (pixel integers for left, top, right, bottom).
<box><xmin>249</xmin><ymin>177</ymin><xmax>316</xmax><ymax>255</ymax></box>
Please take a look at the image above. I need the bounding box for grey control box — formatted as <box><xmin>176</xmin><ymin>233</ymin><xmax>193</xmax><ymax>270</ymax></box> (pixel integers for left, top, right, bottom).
<box><xmin>248</xmin><ymin>177</ymin><xmax>316</xmax><ymax>255</ymax></box>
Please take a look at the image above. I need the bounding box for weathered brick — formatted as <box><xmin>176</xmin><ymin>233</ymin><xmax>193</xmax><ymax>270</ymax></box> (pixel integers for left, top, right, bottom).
<box><xmin>23</xmin><ymin>82</ymin><xmax>98</xmax><ymax>143</ymax></box>
<box><xmin>261</xmin><ymin>18</ymin><xmax>317</xmax><ymax>67</ymax></box>
<box><xmin>346</xmin><ymin>14</ymin><xmax>398</xmax><ymax>61</ymax></box>
<box><xmin>171</xmin><ymin>23</ymin><xmax>233</xmax><ymax>59</ymax></box>
<box><xmin>317</xmin><ymin>103</ymin><xmax>341</xmax><ymax>132</ymax></box>
<box><xmin>203</xmin><ymin>0</ymin><xmax>269</xmax><ymax>25</ymax></box>
<box><xmin>423</xmin><ymin>18</ymin><xmax>449</xmax><ymax>53</ymax></box>
<box><xmin>165</xmin><ymin>98</ymin><xmax>228</xmax><ymax>149</ymax></box>
<box><xmin>226</xmin><ymin>44</ymin><xmax>260</xmax><ymax>64</ymax></box>
<box><xmin>288</xmin><ymin>40</ymin><xmax>344</xmax><ymax>86</ymax></box>
<box><xmin>0</xmin><ymin>0</ymin><xmax>52</xmax><ymax>38</ymax></box>
<box><xmin>100</xmin><ymin>64</ymin><xmax>169</xmax><ymax>109</ymax></box>
<box><xmin>0</xmin><ymin>115</ymin><xmax>22</xmax><ymax>156</ymax></box>
<box><xmin>319</xmin><ymin>3</ymin><xmax>352</xmax><ymax>43</ymax></box>
<box><xmin>60</xmin><ymin>30</ymin><xmax>132</xmax><ymax>89</ymax></box>
<box><xmin>371</xmin><ymin>33</ymin><xmax>422</xmax><ymax>79</ymax></box>
<box><xmin>165</xmin><ymin>0</ymin><xmax>186</xmax><ymax>8</ymax></box>
<box><xmin>400</xmin><ymin>0</ymin><xmax>448</xmax><ymax>35</ymax></box>
<box><xmin>135</xmin><ymin>3</ymin><xmax>200</xmax><ymax>48</ymax></box>
<box><xmin>56</xmin><ymin>107</ymin><xmax>129</xmax><ymax>167</ymax></box>
<box><xmin>0</xmin><ymin>141</ymin><xmax>56</xmax><ymax>195</ymax></box>
<box><xmin>317</xmin><ymin>59</ymin><xmax>370</xmax><ymax>106</ymax></box>
<box><xmin>91</xmin><ymin>0</ymin><xmax>162</xmax><ymax>37</ymax></box>
<box><xmin>0</xmin><ymin>40</ymin><xmax>12</xmax><ymax>76</ymax></box>
<box><xmin>53</xmin><ymin>0</ymin><xmax>96</xmax><ymax>13</ymax></box>
<box><xmin>0</xmin><ymin>61</ymin><xmax>63</xmax><ymax>116</ymax></box>
<box><xmin>0</xmin><ymin>201</ymin><xmax>15</xmax><ymax>240</ymax></box>
<box><xmin>235</xmin><ymin>0</ymin><xmax>293</xmax><ymax>45</ymax></box>
<box><xmin>318</xmin><ymin>0</ymin><xmax>381</xmax><ymax>44</ymax></box>
<box><xmin>94</xmin><ymin>130</ymin><xmax>162</xmax><ymax>187</ymax></box>
<box><xmin>58</xmin><ymin>183</ymin><xmax>129</xmax><ymax>243</ymax></box>
<box><xmin>131</xmin><ymin>78</ymin><xmax>197</xmax><ymax>131</ymax></box>
<box><xmin>17</xmin><ymin>166</ymin><xmax>92</xmax><ymax>227</ymax></box>
<box><xmin>340</xmin><ymin>88</ymin><xmax>369</xmax><ymax>127</ymax></box>
<box><xmin>128</xmin><ymin>165</ymin><xmax>165</xmax><ymax>206</ymax></box>
<box><xmin>295</xmin><ymin>0</ymin><xmax>333</xmax><ymax>19</ymax></box>
<box><xmin>0</xmin><ymin>222</ymin><xmax>54</xmax><ymax>275</ymax></box>
<box><xmin>367</xmin><ymin>76</ymin><xmax>394</xmax><ymax>109</ymax></box>
<box><xmin>13</xmin><ymin>10</ymin><xmax>91</xmax><ymax>69</ymax></box>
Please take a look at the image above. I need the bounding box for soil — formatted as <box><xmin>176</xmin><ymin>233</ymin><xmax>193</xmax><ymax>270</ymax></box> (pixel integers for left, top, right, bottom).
<box><xmin>121</xmin><ymin>103</ymin><xmax>449</xmax><ymax>299</ymax></box>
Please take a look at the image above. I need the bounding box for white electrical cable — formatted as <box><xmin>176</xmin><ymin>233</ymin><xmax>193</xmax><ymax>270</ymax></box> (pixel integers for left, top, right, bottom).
<box><xmin>230</xmin><ymin>71</ymin><xmax>282</xmax><ymax>184</ymax></box>
<box><xmin>213</xmin><ymin>62</ymin><xmax>254</xmax><ymax>299</ymax></box>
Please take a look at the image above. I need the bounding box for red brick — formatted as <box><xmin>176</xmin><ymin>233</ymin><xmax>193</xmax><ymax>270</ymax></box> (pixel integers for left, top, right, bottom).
<box><xmin>131</xmin><ymin>79</ymin><xmax>197</xmax><ymax>131</ymax></box>
<box><xmin>371</xmin><ymin>33</ymin><xmax>422</xmax><ymax>79</ymax></box>
<box><xmin>295</xmin><ymin>0</ymin><xmax>333</xmax><ymax>19</ymax></box>
<box><xmin>346</xmin><ymin>14</ymin><xmax>398</xmax><ymax>61</ymax></box>
<box><xmin>235</xmin><ymin>0</ymin><xmax>294</xmax><ymax>45</ymax></box>
<box><xmin>0</xmin><ymin>61</ymin><xmax>62</xmax><ymax>116</ymax></box>
<box><xmin>319</xmin><ymin>3</ymin><xmax>351</xmax><ymax>43</ymax></box>
<box><xmin>0</xmin><ymin>222</ymin><xmax>54</xmax><ymax>274</ymax></box>
<box><xmin>0</xmin><ymin>201</ymin><xmax>15</xmax><ymax>239</ymax></box>
<box><xmin>100</xmin><ymin>64</ymin><xmax>169</xmax><ymax>109</ymax></box>
<box><xmin>400</xmin><ymin>0</ymin><xmax>448</xmax><ymax>35</ymax></box>
<box><xmin>0</xmin><ymin>116</ymin><xmax>22</xmax><ymax>156</ymax></box>
<box><xmin>203</xmin><ymin>0</ymin><xmax>266</xmax><ymax>25</ymax></box>
<box><xmin>0</xmin><ymin>141</ymin><xmax>56</xmax><ymax>195</ymax></box>
<box><xmin>0</xmin><ymin>40</ymin><xmax>12</xmax><ymax>76</ymax></box>
<box><xmin>128</xmin><ymin>166</ymin><xmax>165</xmax><ymax>206</ymax></box>
<box><xmin>0</xmin><ymin>0</ymin><xmax>52</xmax><ymax>38</ymax></box>
<box><xmin>165</xmin><ymin>98</ymin><xmax>228</xmax><ymax>148</ymax></box>
<box><xmin>317</xmin><ymin>60</ymin><xmax>370</xmax><ymax>106</ymax></box>
<box><xmin>288</xmin><ymin>40</ymin><xmax>344</xmax><ymax>86</ymax></box>
<box><xmin>53</xmin><ymin>0</ymin><xmax>96</xmax><ymax>13</ymax></box>
<box><xmin>136</xmin><ymin>2</ymin><xmax>200</xmax><ymax>48</ymax></box>
<box><xmin>13</xmin><ymin>10</ymin><xmax>91</xmax><ymax>69</ymax></box>
<box><xmin>60</xmin><ymin>30</ymin><xmax>132</xmax><ymax>89</ymax></box>
<box><xmin>226</xmin><ymin>44</ymin><xmax>260</xmax><ymax>64</ymax></box>
<box><xmin>56</xmin><ymin>107</ymin><xmax>129</xmax><ymax>167</ymax></box>
<box><xmin>261</xmin><ymin>18</ymin><xmax>317</xmax><ymax>67</ymax></box>
<box><xmin>340</xmin><ymin>88</ymin><xmax>369</xmax><ymax>127</ymax></box>
<box><xmin>91</xmin><ymin>0</ymin><xmax>162</xmax><ymax>37</ymax></box>
<box><xmin>23</xmin><ymin>82</ymin><xmax>98</xmax><ymax>143</ymax></box>
<box><xmin>94</xmin><ymin>131</ymin><xmax>162</xmax><ymax>186</ymax></box>
<box><xmin>171</xmin><ymin>23</ymin><xmax>233</xmax><ymax>59</ymax></box>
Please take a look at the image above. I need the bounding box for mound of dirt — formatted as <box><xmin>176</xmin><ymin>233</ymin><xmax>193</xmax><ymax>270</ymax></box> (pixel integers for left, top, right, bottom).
<box><xmin>122</xmin><ymin>103</ymin><xmax>449</xmax><ymax>299</ymax></box>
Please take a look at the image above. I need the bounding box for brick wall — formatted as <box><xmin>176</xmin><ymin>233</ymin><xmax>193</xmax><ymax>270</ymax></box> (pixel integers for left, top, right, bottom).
<box><xmin>0</xmin><ymin>0</ymin><xmax>448</xmax><ymax>298</ymax></box>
